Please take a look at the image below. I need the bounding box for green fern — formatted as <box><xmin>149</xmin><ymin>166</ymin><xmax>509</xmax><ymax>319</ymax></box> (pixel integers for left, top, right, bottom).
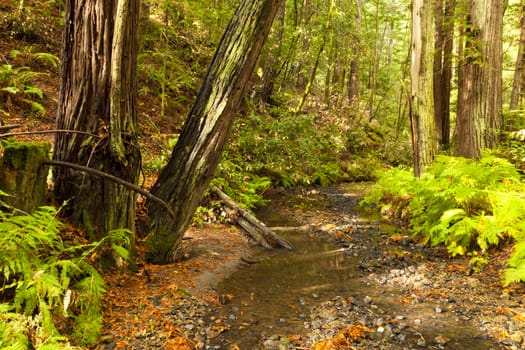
<box><xmin>362</xmin><ymin>152</ymin><xmax>525</xmax><ymax>284</ymax></box>
<box><xmin>33</xmin><ymin>52</ymin><xmax>60</xmax><ymax>68</ymax></box>
<box><xmin>0</xmin><ymin>205</ymin><xmax>131</xmax><ymax>347</ymax></box>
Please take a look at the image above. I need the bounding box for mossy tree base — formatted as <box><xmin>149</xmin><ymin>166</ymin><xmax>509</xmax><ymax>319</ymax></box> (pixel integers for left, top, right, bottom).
<box><xmin>0</xmin><ymin>141</ymin><xmax>50</xmax><ymax>212</ymax></box>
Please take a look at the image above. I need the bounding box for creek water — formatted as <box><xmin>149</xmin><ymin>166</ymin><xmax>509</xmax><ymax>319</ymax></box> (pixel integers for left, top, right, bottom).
<box><xmin>205</xmin><ymin>191</ymin><xmax>498</xmax><ymax>349</ymax></box>
<box><xmin>208</xmin><ymin>232</ymin><xmax>361</xmax><ymax>348</ymax></box>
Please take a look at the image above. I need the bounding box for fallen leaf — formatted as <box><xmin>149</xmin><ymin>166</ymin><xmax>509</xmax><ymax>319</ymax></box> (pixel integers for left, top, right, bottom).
<box><xmin>165</xmin><ymin>336</ymin><xmax>195</xmax><ymax>350</ymax></box>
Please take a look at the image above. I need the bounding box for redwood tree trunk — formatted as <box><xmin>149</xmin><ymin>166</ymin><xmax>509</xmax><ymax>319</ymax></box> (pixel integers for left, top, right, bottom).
<box><xmin>410</xmin><ymin>0</ymin><xmax>436</xmax><ymax>177</ymax></box>
<box><xmin>433</xmin><ymin>0</ymin><xmax>454</xmax><ymax>149</ymax></box>
<box><xmin>455</xmin><ymin>0</ymin><xmax>503</xmax><ymax>159</ymax></box>
<box><xmin>510</xmin><ymin>5</ymin><xmax>525</xmax><ymax>112</ymax></box>
<box><xmin>53</xmin><ymin>0</ymin><xmax>140</xmax><ymax>239</ymax></box>
<box><xmin>347</xmin><ymin>0</ymin><xmax>362</xmax><ymax>107</ymax></box>
<box><xmin>146</xmin><ymin>0</ymin><xmax>283</xmax><ymax>263</ymax></box>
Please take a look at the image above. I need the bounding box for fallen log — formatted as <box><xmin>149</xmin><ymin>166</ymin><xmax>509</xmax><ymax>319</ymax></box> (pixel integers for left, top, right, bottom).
<box><xmin>270</xmin><ymin>224</ymin><xmax>313</xmax><ymax>234</ymax></box>
<box><xmin>211</xmin><ymin>186</ymin><xmax>294</xmax><ymax>250</ymax></box>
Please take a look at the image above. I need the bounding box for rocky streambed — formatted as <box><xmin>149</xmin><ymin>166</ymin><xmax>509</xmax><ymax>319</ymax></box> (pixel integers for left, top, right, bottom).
<box><xmin>102</xmin><ymin>183</ymin><xmax>525</xmax><ymax>349</ymax></box>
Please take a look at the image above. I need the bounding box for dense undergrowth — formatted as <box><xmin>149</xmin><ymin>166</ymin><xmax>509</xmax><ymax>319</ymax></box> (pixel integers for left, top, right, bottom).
<box><xmin>362</xmin><ymin>152</ymin><xmax>525</xmax><ymax>285</ymax></box>
<box><xmin>0</xmin><ymin>200</ymin><xmax>130</xmax><ymax>348</ymax></box>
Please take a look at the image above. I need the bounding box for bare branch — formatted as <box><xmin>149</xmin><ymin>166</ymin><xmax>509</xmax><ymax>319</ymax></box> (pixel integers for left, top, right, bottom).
<box><xmin>0</xmin><ymin>129</ymin><xmax>102</xmax><ymax>139</ymax></box>
<box><xmin>43</xmin><ymin>160</ymin><xmax>174</xmax><ymax>218</ymax></box>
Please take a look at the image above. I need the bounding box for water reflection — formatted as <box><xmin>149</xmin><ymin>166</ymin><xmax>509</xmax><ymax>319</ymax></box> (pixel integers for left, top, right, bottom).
<box><xmin>207</xmin><ymin>232</ymin><xmax>360</xmax><ymax>348</ymax></box>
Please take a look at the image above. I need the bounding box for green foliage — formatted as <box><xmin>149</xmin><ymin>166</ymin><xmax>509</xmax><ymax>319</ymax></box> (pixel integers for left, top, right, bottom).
<box><xmin>221</xmin><ymin>108</ymin><xmax>345</xmax><ymax>191</ymax></box>
<box><xmin>361</xmin><ymin>153</ymin><xmax>525</xmax><ymax>285</ymax></box>
<box><xmin>495</xmin><ymin>112</ymin><xmax>525</xmax><ymax>172</ymax></box>
<box><xmin>0</xmin><ymin>206</ymin><xmax>131</xmax><ymax>347</ymax></box>
<box><xmin>137</xmin><ymin>0</ymin><xmax>228</xmax><ymax>119</ymax></box>
<box><xmin>0</xmin><ymin>50</ymin><xmax>50</xmax><ymax>117</ymax></box>
<box><xmin>10</xmin><ymin>48</ymin><xmax>60</xmax><ymax>69</ymax></box>
<box><xmin>212</xmin><ymin>158</ymin><xmax>271</xmax><ymax>209</ymax></box>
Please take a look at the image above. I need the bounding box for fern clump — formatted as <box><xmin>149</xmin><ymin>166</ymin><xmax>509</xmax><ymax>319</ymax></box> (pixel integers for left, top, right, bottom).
<box><xmin>0</xmin><ymin>205</ymin><xmax>130</xmax><ymax>347</ymax></box>
<box><xmin>361</xmin><ymin>153</ymin><xmax>525</xmax><ymax>285</ymax></box>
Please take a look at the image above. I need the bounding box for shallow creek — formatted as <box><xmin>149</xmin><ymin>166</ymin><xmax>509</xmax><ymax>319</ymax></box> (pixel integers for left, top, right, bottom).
<box><xmin>205</xmin><ymin>189</ymin><xmax>499</xmax><ymax>349</ymax></box>
<box><xmin>208</xmin><ymin>232</ymin><xmax>361</xmax><ymax>347</ymax></box>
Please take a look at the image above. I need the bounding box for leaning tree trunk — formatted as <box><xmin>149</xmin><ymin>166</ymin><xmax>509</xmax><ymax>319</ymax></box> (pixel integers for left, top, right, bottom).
<box><xmin>455</xmin><ymin>0</ymin><xmax>503</xmax><ymax>159</ymax></box>
<box><xmin>53</xmin><ymin>0</ymin><xmax>141</xmax><ymax>240</ymax></box>
<box><xmin>410</xmin><ymin>0</ymin><xmax>436</xmax><ymax>177</ymax></box>
<box><xmin>146</xmin><ymin>0</ymin><xmax>284</xmax><ymax>264</ymax></box>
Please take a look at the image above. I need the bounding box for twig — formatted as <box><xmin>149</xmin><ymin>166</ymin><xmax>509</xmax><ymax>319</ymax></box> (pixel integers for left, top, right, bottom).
<box><xmin>43</xmin><ymin>159</ymin><xmax>174</xmax><ymax>218</ymax></box>
<box><xmin>0</xmin><ymin>124</ymin><xmax>22</xmax><ymax>132</ymax></box>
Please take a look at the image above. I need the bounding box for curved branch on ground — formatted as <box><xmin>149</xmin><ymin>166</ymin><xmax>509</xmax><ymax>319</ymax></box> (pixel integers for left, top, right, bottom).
<box><xmin>0</xmin><ymin>129</ymin><xmax>102</xmax><ymax>139</ymax></box>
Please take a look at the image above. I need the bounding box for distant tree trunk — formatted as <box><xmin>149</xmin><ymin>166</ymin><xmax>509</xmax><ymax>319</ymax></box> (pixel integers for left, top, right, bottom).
<box><xmin>510</xmin><ymin>4</ymin><xmax>525</xmax><ymax>112</ymax></box>
<box><xmin>146</xmin><ymin>0</ymin><xmax>283</xmax><ymax>264</ymax></box>
<box><xmin>367</xmin><ymin>1</ymin><xmax>387</xmax><ymax>117</ymax></box>
<box><xmin>433</xmin><ymin>0</ymin><xmax>454</xmax><ymax>149</ymax></box>
<box><xmin>348</xmin><ymin>0</ymin><xmax>362</xmax><ymax>108</ymax></box>
<box><xmin>455</xmin><ymin>0</ymin><xmax>503</xmax><ymax>159</ymax></box>
<box><xmin>296</xmin><ymin>0</ymin><xmax>335</xmax><ymax>113</ymax></box>
<box><xmin>53</xmin><ymin>0</ymin><xmax>141</xmax><ymax>240</ymax></box>
<box><xmin>410</xmin><ymin>0</ymin><xmax>436</xmax><ymax>177</ymax></box>
<box><xmin>323</xmin><ymin>38</ymin><xmax>335</xmax><ymax>108</ymax></box>
<box><xmin>255</xmin><ymin>4</ymin><xmax>285</xmax><ymax>107</ymax></box>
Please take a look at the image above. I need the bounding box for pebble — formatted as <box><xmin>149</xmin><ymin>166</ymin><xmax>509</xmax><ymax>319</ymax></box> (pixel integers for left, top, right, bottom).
<box><xmin>434</xmin><ymin>334</ymin><xmax>450</xmax><ymax>345</ymax></box>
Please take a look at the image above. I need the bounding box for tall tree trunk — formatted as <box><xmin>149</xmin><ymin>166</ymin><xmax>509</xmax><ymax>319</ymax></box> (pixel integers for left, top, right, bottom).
<box><xmin>255</xmin><ymin>3</ymin><xmax>285</xmax><ymax>107</ymax></box>
<box><xmin>348</xmin><ymin>0</ymin><xmax>362</xmax><ymax>108</ymax></box>
<box><xmin>433</xmin><ymin>0</ymin><xmax>454</xmax><ymax>149</ymax></box>
<box><xmin>53</xmin><ymin>0</ymin><xmax>141</xmax><ymax>240</ymax></box>
<box><xmin>323</xmin><ymin>37</ymin><xmax>336</xmax><ymax>108</ymax></box>
<box><xmin>146</xmin><ymin>0</ymin><xmax>283</xmax><ymax>264</ymax></box>
<box><xmin>455</xmin><ymin>0</ymin><xmax>503</xmax><ymax>159</ymax></box>
<box><xmin>367</xmin><ymin>0</ymin><xmax>386</xmax><ymax>117</ymax></box>
<box><xmin>510</xmin><ymin>4</ymin><xmax>525</xmax><ymax>112</ymax></box>
<box><xmin>410</xmin><ymin>0</ymin><xmax>436</xmax><ymax>177</ymax></box>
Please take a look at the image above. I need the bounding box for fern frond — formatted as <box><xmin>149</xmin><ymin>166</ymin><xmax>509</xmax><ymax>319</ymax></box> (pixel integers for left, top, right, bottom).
<box><xmin>504</xmin><ymin>264</ymin><xmax>525</xmax><ymax>286</ymax></box>
<box><xmin>475</xmin><ymin>215</ymin><xmax>502</xmax><ymax>251</ymax></box>
<box><xmin>33</xmin><ymin>52</ymin><xmax>60</xmax><ymax>67</ymax></box>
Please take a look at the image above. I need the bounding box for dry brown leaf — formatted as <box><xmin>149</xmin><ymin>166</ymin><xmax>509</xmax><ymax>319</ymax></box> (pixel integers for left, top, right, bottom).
<box><xmin>165</xmin><ymin>336</ymin><xmax>195</xmax><ymax>350</ymax></box>
<box><xmin>312</xmin><ymin>324</ymin><xmax>373</xmax><ymax>349</ymax></box>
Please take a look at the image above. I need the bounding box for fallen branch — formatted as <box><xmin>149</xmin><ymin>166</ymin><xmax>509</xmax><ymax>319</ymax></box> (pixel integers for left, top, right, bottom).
<box><xmin>0</xmin><ymin>124</ymin><xmax>22</xmax><ymax>132</ymax></box>
<box><xmin>270</xmin><ymin>224</ymin><xmax>313</xmax><ymax>233</ymax></box>
<box><xmin>1</xmin><ymin>129</ymin><xmax>101</xmax><ymax>139</ymax></box>
<box><xmin>211</xmin><ymin>186</ymin><xmax>294</xmax><ymax>250</ymax></box>
<box><xmin>43</xmin><ymin>160</ymin><xmax>174</xmax><ymax>218</ymax></box>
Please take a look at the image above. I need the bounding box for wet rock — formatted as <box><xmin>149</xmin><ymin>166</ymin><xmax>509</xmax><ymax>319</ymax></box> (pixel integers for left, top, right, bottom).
<box><xmin>262</xmin><ymin>339</ymin><xmax>289</xmax><ymax>350</ymax></box>
<box><xmin>416</xmin><ymin>336</ymin><xmax>426</xmax><ymax>347</ymax></box>
<box><xmin>509</xmin><ymin>331</ymin><xmax>524</xmax><ymax>344</ymax></box>
<box><xmin>433</xmin><ymin>334</ymin><xmax>450</xmax><ymax>345</ymax></box>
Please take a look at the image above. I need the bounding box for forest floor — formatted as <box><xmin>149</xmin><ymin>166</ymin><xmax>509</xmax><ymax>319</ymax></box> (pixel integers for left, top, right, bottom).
<box><xmin>98</xmin><ymin>184</ymin><xmax>525</xmax><ymax>350</ymax></box>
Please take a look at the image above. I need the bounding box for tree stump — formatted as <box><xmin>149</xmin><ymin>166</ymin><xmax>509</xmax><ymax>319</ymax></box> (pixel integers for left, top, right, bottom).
<box><xmin>0</xmin><ymin>141</ymin><xmax>50</xmax><ymax>212</ymax></box>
